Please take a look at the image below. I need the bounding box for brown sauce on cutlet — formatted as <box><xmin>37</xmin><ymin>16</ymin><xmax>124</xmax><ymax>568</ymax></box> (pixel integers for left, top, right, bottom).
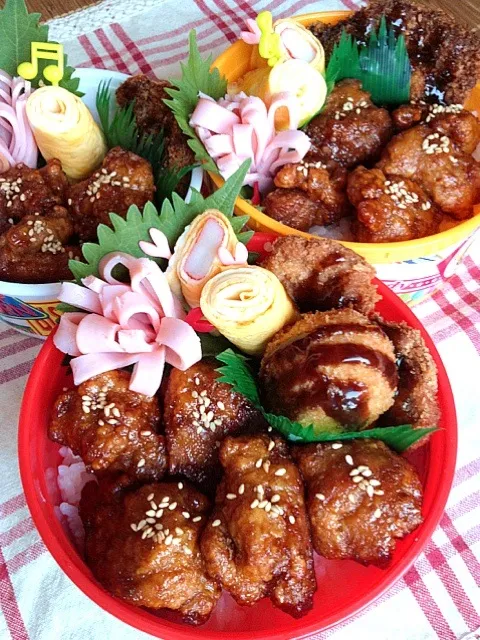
<box><xmin>267</xmin><ymin>324</ymin><xmax>397</xmax><ymax>425</ymax></box>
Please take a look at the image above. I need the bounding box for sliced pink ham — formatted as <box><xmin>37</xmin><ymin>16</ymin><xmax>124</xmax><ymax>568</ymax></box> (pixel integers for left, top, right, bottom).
<box><xmin>55</xmin><ymin>251</ymin><xmax>201</xmax><ymax>396</ymax></box>
<box><xmin>190</xmin><ymin>91</ymin><xmax>310</xmax><ymax>192</ymax></box>
<box><xmin>0</xmin><ymin>74</ymin><xmax>37</xmax><ymax>170</ymax></box>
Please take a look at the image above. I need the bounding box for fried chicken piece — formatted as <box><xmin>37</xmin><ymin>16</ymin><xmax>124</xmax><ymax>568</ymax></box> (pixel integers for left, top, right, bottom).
<box><xmin>347</xmin><ymin>166</ymin><xmax>441</xmax><ymax>243</ymax></box>
<box><xmin>378</xmin><ymin>117</ymin><xmax>480</xmax><ymax>219</ymax></box>
<box><xmin>305</xmin><ymin>80</ymin><xmax>393</xmax><ymax>170</ymax></box>
<box><xmin>391</xmin><ymin>103</ymin><xmax>428</xmax><ymax>131</ymax></box>
<box><xmin>0</xmin><ymin>159</ymin><xmax>69</xmax><ymax>234</ymax></box>
<box><xmin>263</xmin><ymin>189</ymin><xmax>319</xmax><ymax>231</ymax></box>
<box><xmin>201</xmin><ymin>434</ymin><xmax>315</xmax><ymax>618</ymax></box>
<box><xmin>262</xmin><ymin>235</ymin><xmax>380</xmax><ymax>315</ymax></box>
<box><xmin>310</xmin><ymin>0</ymin><xmax>480</xmax><ymax>105</ymax></box>
<box><xmin>116</xmin><ymin>75</ymin><xmax>194</xmax><ymax>190</ymax></box>
<box><xmin>0</xmin><ymin>208</ymin><xmax>80</xmax><ymax>283</ymax></box>
<box><xmin>263</xmin><ymin>161</ymin><xmax>350</xmax><ymax>231</ymax></box>
<box><xmin>81</xmin><ymin>479</ymin><xmax>220</xmax><ymax>624</ymax></box>
<box><xmin>49</xmin><ymin>371</ymin><xmax>167</xmax><ymax>481</ymax></box>
<box><xmin>377</xmin><ymin>319</ymin><xmax>440</xmax><ymax>432</ymax></box>
<box><xmin>164</xmin><ymin>359</ymin><xmax>264</xmax><ymax>492</ymax></box>
<box><xmin>260</xmin><ymin>310</ymin><xmax>397</xmax><ymax>432</ymax></box>
<box><xmin>68</xmin><ymin>147</ymin><xmax>155</xmax><ymax>242</ymax></box>
<box><xmin>292</xmin><ymin>440</ymin><xmax>423</xmax><ymax>567</ymax></box>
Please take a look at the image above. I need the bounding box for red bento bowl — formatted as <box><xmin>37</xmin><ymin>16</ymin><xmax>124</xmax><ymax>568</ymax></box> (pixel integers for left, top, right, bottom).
<box><xmin>18</xmin><ymin>276</ymin><xmax>457</xmax><ymax>639</ymax></box>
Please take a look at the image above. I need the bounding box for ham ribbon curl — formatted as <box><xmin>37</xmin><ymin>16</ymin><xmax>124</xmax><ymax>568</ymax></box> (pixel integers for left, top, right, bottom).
<box><xmin>0</xmin><ymin>72</ymin><xmax>38</xmax><ymax>172</ymax></box>
<box><xmin>190</xmin><ymin>92</ymin><xmax>311</xmax><ymax>193</ymax></box>
<box><xmin>53</xmin><ymin>252</ymin><xmax>202</xmax><ymax>397</ymax></box>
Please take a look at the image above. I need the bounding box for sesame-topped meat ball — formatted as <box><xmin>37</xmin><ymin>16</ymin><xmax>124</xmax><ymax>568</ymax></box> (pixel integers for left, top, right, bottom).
<box><xmin>262</xmin><ymin>236</ymin><xmax>380</xmax><ymax>316</ymax></box>
<box><xmin>201</xmin><ymin>434</ymin><xmax>316</xmax><ymax>618</ymax></box>
<box><xmin>260</xmin><ymin>310</ymin><xmax>398</xmax><ymax>433</ymax></box>
<box><xmin>49</xmin><ymin>370</ymin><xmax>167</xmax><ymax>482</ymax></box>
<box><xmin>306</xmin><ymin>79</ymin><xmax>393</xmax><ymax>170</ymax></box>
<box><xmin>81</xmin><ymin>478</ymin><xmax>221</xmax><ymax>624</ymax></box>
<box><xmin>292</xmin><ymin>440</ymin><xmax>423</xmax><ymax>567</ymax></box>
<box><xmin>347</xmin><ymin>166</ymin><xmax>442</xmax><ymax>242</ymax></box>
<box><xmin>68</xmin><ymin>147</ymin><xmax>155</xmax><ymax>242</ymax></box>
<box><xmin>163</xmin><ymin>359</ymin><xmax>264</xmax><ymax>493</ymax></box>
<box><xmin>377</xmin><ymin>113</ymin><xmax>480</xmax><ymax>219</ymax></box>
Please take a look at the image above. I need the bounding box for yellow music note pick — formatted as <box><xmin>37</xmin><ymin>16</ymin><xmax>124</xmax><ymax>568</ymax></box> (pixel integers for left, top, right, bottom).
<box><xmin>17</xmin><ymin>42</ymin><xmax>65</xmax><ymax>86</ymax></box>
<box><xmin>256</xmin><ymin>11</ymin><xmax>283</xmax><ymax>67</ymax></box>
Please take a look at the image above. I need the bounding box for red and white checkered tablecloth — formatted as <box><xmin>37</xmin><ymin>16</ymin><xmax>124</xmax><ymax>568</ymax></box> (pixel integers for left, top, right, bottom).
<box><xmin>1</xmin><ymin>1</ymin><xmax>479</xmax><ymax>638</ymax></box>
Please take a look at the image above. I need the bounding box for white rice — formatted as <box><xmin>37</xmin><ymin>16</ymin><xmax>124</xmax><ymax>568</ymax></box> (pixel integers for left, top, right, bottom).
<box><xmin>309</xmin><ymin>217</ymin><xmax>355</xmax><ymax>242</ymax></box>
<box><xmin>54</xmin><ymin>446</ymin><xmax>96</xmax><ymax>549</ymax></box>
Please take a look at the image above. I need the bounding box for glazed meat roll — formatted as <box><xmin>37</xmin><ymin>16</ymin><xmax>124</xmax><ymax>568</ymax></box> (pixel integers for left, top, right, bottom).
<box><xmin>377</xmin><ymin>113</ymin><xmax>480</xmax><ymax>220</ymax></box>
<box><xmin>262</xmin><ymin>236</ymin><xmax>380</xmax><ymax>316</ymax></box>
<box><xmin>260</xmin><ymin>310</ymin><xmax>398</xmax><ymax>432</ymax></box>
<box><xmin>377</xmin><ymin>319</ymin><xmax>440</xmax><ymax>432</ymax></box>
<box><xmin>69</xmin><ymin>147</ymin><xmax>155</xmax><ymax>241</ymax></box>
<box><xmin>163</xmin><ymin>359</ymin><xmax>263</xmax><ymax>491</ymax></box>
<box><xmin>347</xmin><ymin>166</ymin><xmax>442</xmax><ymax>242</ymax></box>
<box><xmin>293</xmin><ymin>440</ymin><xmax>423</xmax><ymax>567</ymax></box>
<box><xmin>201</xmin><ymin>434</ymin><xmax>316</xmax><ymax>618</ymax></box>
<box><xmin>81</xmin><ymin>478</ymin><xmax>221</xmax><ymax>624</ymax></box>
<box><xmin>305</xmin><ymin>79</ymin><xmax>393</xmax><ymax>170</ymax></box>
<box><xmin>50</xmin><ymin>370</ymin><xmax>167</xmax><ymax>481</ymax></box>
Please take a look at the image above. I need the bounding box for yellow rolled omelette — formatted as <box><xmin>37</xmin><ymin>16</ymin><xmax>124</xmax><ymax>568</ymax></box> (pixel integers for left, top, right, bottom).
<box><xmin>200</xmin><ymin>265</ymin><xmax>297</xmax><ymax>356</ymax></box>
<box><xmin>26</xmin><ymin>86</ymin><xmax>107</xmax><ymax>181</ymax></box>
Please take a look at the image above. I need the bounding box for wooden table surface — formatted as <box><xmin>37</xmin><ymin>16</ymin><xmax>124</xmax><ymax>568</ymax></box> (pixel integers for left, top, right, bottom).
<box><xmin>15</xmin><ymin>0</ymin><xmax>480</xmax><ymax>28</ymax></box>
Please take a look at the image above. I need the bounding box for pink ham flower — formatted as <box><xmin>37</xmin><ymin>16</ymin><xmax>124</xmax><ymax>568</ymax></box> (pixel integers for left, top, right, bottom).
<box><xmin>190</xmin><ymin>91</ymin><xmax>311</xmax><ymax>193</ymax></box>
<box><xmin>0</xmin><ymin>73</ymin><xmax>37</xmax><ymax>171</ymax></box>
<box><xmin>54</xmin><ymin>252</ymin><xmax>201</xmax><ymax>397</ymax></box>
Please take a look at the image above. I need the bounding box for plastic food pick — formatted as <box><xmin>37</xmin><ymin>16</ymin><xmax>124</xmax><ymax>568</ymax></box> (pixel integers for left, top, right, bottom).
<box><xmin>256</xmin><ymin>11</ymin><xmax>283</xmax><ymax>67</ymax></box>
<box><xmin>17</xmin><ymin>42</ymin><xmax>64</xmax><ymax>86</ymax></box>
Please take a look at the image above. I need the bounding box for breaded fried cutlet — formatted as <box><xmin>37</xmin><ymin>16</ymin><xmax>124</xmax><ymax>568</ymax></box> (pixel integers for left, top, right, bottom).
<box><xmin>376</xmin><ymin>319</ymin><xmax>440</xmax><ymax>432</ymax></box>
<box><xmin>262</xmin><ymin>235</ymin><xmax>380</xmax><ymax>316</ymax></box>
<box><xmin>260</xmin><ymin>310</ymin><xmax>398</xmax><ymax>431</ymax></box>
<box><xmin>310</xmin><ymin>0</ymin><xmax>480</xmax><ymax>105</ymax></box>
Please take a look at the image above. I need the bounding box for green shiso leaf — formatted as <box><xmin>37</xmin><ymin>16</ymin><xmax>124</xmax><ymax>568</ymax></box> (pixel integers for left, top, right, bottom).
<box><xmin>325</xmin><ymin>16</ymin><xmax>411</xmax><ymax>105</ymax></box>
<box><xmin>215</xmin><ymin>349</ymin><xmax>437</xmax><ymax>453</ymax></box>
<box><xmin>69</xmin><ymin>160</ymin><xmax>251</xmax><ymax>281</ymax></box>
<box><xmin>0</xmin><ymin>0</ymin><xmax>82</xmax><ymax>96</ymax></box>
<box><xmin>164</xmin><ymin>30</ymin><xmax>227</xmax><ymax>172</ymax></box>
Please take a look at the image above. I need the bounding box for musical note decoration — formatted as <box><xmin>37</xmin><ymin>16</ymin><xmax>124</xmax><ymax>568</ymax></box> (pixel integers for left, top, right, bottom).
<box><xmin>17</xmin><ymin>42</ymin><xmax>64</xmax><ymax>86</ymax></box>
<box><xmin>256</xmin><ymin>11</ymin><xmax>283</xmax><ymax>67</ymax></box>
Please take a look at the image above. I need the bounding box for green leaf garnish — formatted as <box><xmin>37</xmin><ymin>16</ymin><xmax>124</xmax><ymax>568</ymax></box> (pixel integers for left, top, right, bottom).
<box><xmin>325</xmin><ymin>30</ymin><xmax>362</xmax><ymax>89</ymax></box>
<box><xmin>0</xmin><ymin>0</ymin><xmax>82</xmax><ymax>96</ymax></box>
<box><xmin>164</xmin><ymin>30</ymin><xmax>227</xmax><ymax>172</ymax></box>
<box><xmin>216</xmin><ymin>349</ymin><xmax>261</xmax><ymax>406</ymax></box>
<box><xmin>215</xmin><ymin>349</ymin><xmax>437</xmax><ymax>453</ymax></box>
<box><xmin>325</xmin><ymin>16</ymin><xmax>411</xmax><ymax>105</ymax></box>
<box><xmin>69</xmin><ymin>160</ymin><xmax>252</xmax><ymax>281</ymax></box>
